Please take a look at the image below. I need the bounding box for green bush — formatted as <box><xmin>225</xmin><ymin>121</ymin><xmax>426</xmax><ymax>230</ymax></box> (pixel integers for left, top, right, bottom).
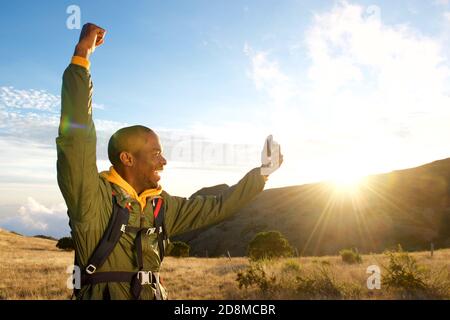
<box><xmin>295</xmin><ymin>264</ymin><xmax>344</xmax><ymax>299</ymax></box>
<box><xmin>236</xmin><ymin>262</ymin><xmax>362</xmax><ymax>299</ymax></box>
<box><xmin>383</xmin><ymin>245</ymin><xmax>427</xmax><ymax>292</ymax></box>
<box><xmin>282</xmin><ymin>259</ymin><xmax>301</xmax><ymax>274</ymax></box>
<box><xmin>236</xmin><ymin>263</ymin><xmax>276</xmax><ymax>293</ymax></box>
<box><xmin>247</xmin><ymin>231</ymin><xmax>294</xmax><ymax>261</ymax></box>
<box><xmin>166</xmin><ymin>241</ymin><xmax>190</xmax><ymax>257</ymax></box>
<box><xmin>339</xmin><ymin>248</ymin><xmax>362</xmax><ymax>264</ymax></box>
<box><xmin>382</xmin><ymin>245</ymin><xmax>450</xmax><ymax>299</ymax></box>
<box><xmin>56</xmin><ymin>237</ymin><xmax>74</xmax><ymax>251</ymax></box>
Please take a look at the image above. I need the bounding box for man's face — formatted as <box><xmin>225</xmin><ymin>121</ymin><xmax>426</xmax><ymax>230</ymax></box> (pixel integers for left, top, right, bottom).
<box><xmin>133</xmin><ymin>133</ymin><xmax>167</xmax><ymax>189</ymax></box>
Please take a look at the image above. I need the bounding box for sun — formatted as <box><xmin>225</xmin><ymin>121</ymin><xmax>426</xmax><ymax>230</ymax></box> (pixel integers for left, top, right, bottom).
<box><xmin>328</xmin><ymin>165</ymin><xmax>367</xmax><ymax>193</ymax></box>
<box><xmin>331</xmin><ymin>174</ymin><xmax>364</xmax><ymax>192</ymax></box>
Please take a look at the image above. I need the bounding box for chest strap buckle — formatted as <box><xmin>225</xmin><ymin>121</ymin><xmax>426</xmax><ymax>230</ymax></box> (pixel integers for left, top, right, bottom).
<box><xmin>137</xmin><ymin>271</ymin><xmax>152</xmax><ymax>285</ymax></box>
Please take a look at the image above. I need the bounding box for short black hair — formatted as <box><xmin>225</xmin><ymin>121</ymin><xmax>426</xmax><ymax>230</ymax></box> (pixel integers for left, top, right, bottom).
<box><xmin>107</xmin><ymin>125</ymin><xmax>155</xmax><ymax>167</ymax></box>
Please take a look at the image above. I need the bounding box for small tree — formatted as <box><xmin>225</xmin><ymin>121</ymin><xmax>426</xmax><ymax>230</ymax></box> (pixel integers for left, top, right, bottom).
<box><xmin>166</xmin><ymin>241</ymin><xmax>190</xmax><ymax>257</ymax></box>
<box><xmin>56</xmin><ymin>237</ymin><xmax>74</xmax><ymax>251</ymax></box>
<box><xmin>247</xmin><ymin>231</ymin><xmax>294</xmax><ymax>260</ymax></box>
<box><xmin>339</xmin><ymin>248</ymin><xmax>362</xmax><ymax>264</ymax></box>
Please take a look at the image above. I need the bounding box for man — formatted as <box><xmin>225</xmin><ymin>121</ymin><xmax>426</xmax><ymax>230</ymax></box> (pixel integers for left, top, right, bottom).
<box><xmin>57</xmin><ymin>23</ymin><xmax>283</xmax><ymax>300</ymax></box>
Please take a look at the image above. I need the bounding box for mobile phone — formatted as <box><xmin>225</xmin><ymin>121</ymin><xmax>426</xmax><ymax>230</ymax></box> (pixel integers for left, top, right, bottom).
<box><xmin>266</xmin><ymin>135</ymin><xmax>273</xmax><ymax>158</ymax></box>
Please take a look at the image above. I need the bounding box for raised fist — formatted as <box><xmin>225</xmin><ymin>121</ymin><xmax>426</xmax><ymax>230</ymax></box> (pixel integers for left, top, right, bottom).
<box><xmin>74</xmin><ymin>23</ymin><xmax>106</xmax><ymax>59</ymax></box>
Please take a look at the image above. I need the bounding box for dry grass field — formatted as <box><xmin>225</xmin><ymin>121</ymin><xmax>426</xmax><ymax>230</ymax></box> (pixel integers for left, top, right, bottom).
<box><xmin>0</xmin><ymin>229</ymin><xmax>449</xmax><ymax>300</ymax></box>
<box><xmin>0</xmin><ymin>228</ymin><xmax>73</xmax><ymax>299</ymax></box>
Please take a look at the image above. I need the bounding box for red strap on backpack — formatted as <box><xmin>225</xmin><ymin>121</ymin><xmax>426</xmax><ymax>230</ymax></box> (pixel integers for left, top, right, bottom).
<box><xmin>153</xmin><ymin>198</ymin><xmax>163</xmax><ymax>219</ymax></box>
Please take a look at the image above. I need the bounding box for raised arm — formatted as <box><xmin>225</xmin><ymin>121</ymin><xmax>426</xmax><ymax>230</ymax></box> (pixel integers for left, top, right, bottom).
<box><xmin>56</xmin><ymin>23</ymin><xmax>106</xmax><ymax>222</ymax></box>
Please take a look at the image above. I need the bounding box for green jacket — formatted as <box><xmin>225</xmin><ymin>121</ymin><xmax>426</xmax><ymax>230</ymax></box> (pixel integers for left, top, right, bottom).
<box><xmin>56</xmin><ymin>63</ymin><xmax>266</xmax><ymax>300</ymax></box>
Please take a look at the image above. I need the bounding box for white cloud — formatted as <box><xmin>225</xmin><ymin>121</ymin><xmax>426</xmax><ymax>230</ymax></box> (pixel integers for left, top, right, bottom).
<box><xmin>92</xmin><ymin>103</ymin><xmax>105</xmax><ymax>110</ymax></box>
<box><xmin>434</xmin><ymin>0</ymin><xmax>449</xmax><ymax>6</ymax></box>
<box><xmin>445</xmin><ymin>11</ymin><xmax>450</xmax><ymax>22</ymax></box>
<box><xmin>0</xmin><ymin>86</ymin><xmax>106</xmax><ymax>112</ymax></box>
<box><xmin>17</xmin><ymin>197</ymin><xmax>66</xmax><ymax>229</ymax></box>
<box><xmin>237</xmin><ymin>1</ymin><xmax>450</xmax><ymax>189</ymax></box>
<box><xmin>306</xmin><ymin>2</ymin><xmax>449</xmax><ymax>100</ymax></box>
<box><xmin>0</xmin><ymin>197</ymin><xmax>69</xmax><ymax>237</ymax></box>
<box><xmin>244</xmin><ymin>43</ymin><xmax>297</xmax><ymax>107</ymax></box>
<box><xmin>0</xmin><ymin>86</ymin><xmax>59</xmax><ymax>112</ymax></box>
<box><xmin>300</xmin><ymin>1</ymin><xmax>450</xmax><ymax>170</ymax></box>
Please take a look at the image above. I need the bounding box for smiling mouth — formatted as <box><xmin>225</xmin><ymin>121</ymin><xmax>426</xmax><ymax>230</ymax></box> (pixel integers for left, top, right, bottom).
<box><xmin>153</xmin><ymin>169</ymin><xmax>163</xmax><ymax>178</ymax></box>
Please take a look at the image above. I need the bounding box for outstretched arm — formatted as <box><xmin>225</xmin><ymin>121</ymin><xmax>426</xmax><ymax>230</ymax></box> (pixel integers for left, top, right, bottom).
<box><xmin>164</xmin><ymin>136</ymin><xmax>284</xmax><ymax>237</ymax></box>
<box><xmin>56</xmin><ymin>23</ymin><xmax>106</xmax><ymax>223</ymax></box>
<box><xmin>164</xmin><ymin>167</ymin><xmax>266</xmax><ymax>237</ymax></box>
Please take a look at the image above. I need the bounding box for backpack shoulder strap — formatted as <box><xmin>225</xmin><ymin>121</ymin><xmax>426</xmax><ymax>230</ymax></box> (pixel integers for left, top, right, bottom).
<box><xmin>84</xmin><ymin>195</ymin><xmax>130</xmax><ymax>274</ymax></box>
<box><xmin>153</xmin><ymin>197</ymin><xmax>167</xmax><ymax>262</ymax></box>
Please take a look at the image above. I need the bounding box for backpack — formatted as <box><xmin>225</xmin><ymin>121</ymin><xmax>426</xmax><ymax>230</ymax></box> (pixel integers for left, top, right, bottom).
<box><xmin>72</xmin><ymin>194</ymin><xmax>167</xmax><ymax>300</ymax></box>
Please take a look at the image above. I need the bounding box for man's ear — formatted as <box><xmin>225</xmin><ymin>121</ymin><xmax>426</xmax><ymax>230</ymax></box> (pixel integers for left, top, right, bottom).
<box><xmin>119</xmin><ymin>151</ymin><xmax>134</xmax><ymax>167</ymax></box>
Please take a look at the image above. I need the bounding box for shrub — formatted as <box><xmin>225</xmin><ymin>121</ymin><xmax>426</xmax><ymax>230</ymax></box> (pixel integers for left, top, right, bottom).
<box><xmin>383</xmin><ymin>245</ymin><xmax>427</xmax><ymax>293</ymax></box>
<box><xmin>236</xmin><ymin>263</ymin><xmax>276</xmax><ymax>293</ymax></box>
<box><xmin>339</xmin><ymin>248</ymin><xmax>362</xmax><ymax>264</ymax></box>
<box><xmin>295</xmin><ymin>264</ymin><xmax>344</xmax><ymax>299</ymax></box>
<box><xmin>236</xmin><ymin>261</ymin><xmax>362</xmax><ymax>299</ymax></box>
<box><xmin>282</xmin><ymin>259</ymin><xmax>301</xmax><ymax>274</ymax></box>
<box><xmin>166</xmin><ymin>241</ymin><xmax>190</xmax><ymax>257</ymax></box>
<box><xmin>247</xmin><ymin>231</ymin><xmax>294</xmax><ymax>261</ymax></box>
<box><xmin>382</xmin><ymin>245</ymin><xmax>450</xmax><ymax>299</ymax></box>
<box><xmin>56</xmin><ymin>237</ymin><xmax>74</xmax><ymax>251</ymax></box>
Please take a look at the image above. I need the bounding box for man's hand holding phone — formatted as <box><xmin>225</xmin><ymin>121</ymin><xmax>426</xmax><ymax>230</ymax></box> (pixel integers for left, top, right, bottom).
<box><xmin>261</xmin><ymin>135</ymin><xmax>283</xmax><ymax>176</ymax></box>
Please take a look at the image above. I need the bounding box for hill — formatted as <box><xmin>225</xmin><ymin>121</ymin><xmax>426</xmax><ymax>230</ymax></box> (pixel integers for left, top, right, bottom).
<box><xmin>173</xmin><ymin>158</ymin><xmax>450</xmax><ymax>257</ymax></box>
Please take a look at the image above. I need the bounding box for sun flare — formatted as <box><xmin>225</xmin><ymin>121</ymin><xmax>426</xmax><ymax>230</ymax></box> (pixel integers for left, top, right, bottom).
<box><xmin>331</xmin><ymin>174</ymin><xmax>364</xmax><ymax>192</ymax></box>
<box><xmin>327</xmin><ymin>165</ymin><xmax>367</xmax><ymax>193</ymax></box>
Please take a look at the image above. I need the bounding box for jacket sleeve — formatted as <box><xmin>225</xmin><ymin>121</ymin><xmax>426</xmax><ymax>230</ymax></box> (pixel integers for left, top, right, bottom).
<box><xmin>164</xmin><ymin>167</ymin><xmax>266</xmax><ymax>237</ymax></box>
<box><xmin>56</xmin><ymin>63</ymin><xmax>100</xmax><ymax>223</ymax></box>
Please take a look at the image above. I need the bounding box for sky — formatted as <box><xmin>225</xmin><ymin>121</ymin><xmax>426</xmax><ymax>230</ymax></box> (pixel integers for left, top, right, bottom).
<box><xmin>0</xmin><ymin>0</ymin><xmax>449</xmax><ymax>238</ymax></box>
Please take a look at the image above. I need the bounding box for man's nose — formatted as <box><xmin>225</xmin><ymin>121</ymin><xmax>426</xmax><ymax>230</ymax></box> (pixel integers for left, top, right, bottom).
<box><xmin>161</xmin><ymin>156</ymin><xmax>167</xmax><ymax>166</ymax></box>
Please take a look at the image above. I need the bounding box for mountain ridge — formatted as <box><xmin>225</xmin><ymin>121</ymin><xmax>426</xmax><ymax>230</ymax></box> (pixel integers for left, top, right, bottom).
<box><xmin>173</xmin><ymin>157</ymin><xmax>450</xmax><ymax>257</ymax></box>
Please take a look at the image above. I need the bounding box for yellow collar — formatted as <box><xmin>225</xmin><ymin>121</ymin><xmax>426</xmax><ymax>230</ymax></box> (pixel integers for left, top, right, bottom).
<box><xmin>100</xmin><ymin>166</ymin><xmax>162</xmax><ymax>211</ymax></box>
